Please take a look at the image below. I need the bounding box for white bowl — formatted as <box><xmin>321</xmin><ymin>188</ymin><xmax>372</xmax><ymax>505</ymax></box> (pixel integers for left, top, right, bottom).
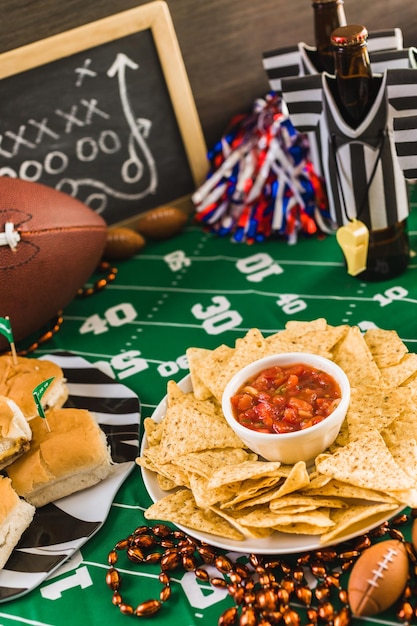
<box><xmin>222</xmin><ymin>352</ymin><xmax>350</xmax><ymax>465</ymax></box>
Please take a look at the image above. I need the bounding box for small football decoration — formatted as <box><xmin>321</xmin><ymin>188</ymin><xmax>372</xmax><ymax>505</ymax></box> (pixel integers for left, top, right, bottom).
<box><xmin>347</xmin><ymin>539</ymin><xmax>409</xmax><ymax>616</ymax></box>
<box><xmin>134</xmin><ymin>206</ymin><xmax>188</xmax><ymax>240</ymax></box>
<box><xmin>103</xmin><ymin>227</ymin><xmax>145</xmax><ymax>260</ymax></box>
<box><xmin>0</xmin><ymin>177</ymin><xmax>107</xmax><ymax>350</ymax></box>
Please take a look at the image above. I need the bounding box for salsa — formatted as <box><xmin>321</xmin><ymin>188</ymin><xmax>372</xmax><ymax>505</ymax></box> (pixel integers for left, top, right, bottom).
<box><xmin>230</xmin><ymin>363</ymin><xmax>341</xmax><ymax>434</ymax></box>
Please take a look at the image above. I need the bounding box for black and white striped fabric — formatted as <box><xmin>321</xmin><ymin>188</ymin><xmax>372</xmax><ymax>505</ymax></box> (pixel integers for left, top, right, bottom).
<box><xmin>262</xmin><ymin>29</ymin><xmax>405</xmax><ymax>179</ymax></box>
<box><xmin>281</xmin><ymin>68</ymin><xmax>417</xmax><ymax>229</ymax></box>
<box><xmin>262</xmin><ymin>28</ymin><xmax>404</xmax><ymax>94</ymax></box>
<box><xmin>371</xmin><ymin>47</ymin><xmax>417</xmax><ymax>72</ymax></box>
<box><xmin>0</xmin><ymin>352</ymin><xmax>140</xmax><ymax>603</ymax></box>
<box><xmin>394</xmin><ymin>115</ymin><xmax>417</xmax><ymax>181</ymax></box>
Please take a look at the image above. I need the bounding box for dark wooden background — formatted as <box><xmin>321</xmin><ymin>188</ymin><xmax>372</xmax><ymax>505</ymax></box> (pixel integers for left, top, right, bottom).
<box><xmin>1</xmin><ymin>0</ymin><xmax>416</xmax><ymax>149</ymax></box>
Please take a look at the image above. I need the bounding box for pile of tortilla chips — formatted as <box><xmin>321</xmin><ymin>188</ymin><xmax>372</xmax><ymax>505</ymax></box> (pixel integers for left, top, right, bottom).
<box><xmin>137</xmin><ymin>318</ymin><xmax>417</xmax><ymax>545</ymax></box>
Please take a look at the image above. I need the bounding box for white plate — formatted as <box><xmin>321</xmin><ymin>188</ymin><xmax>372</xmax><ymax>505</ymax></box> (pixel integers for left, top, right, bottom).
<box><xmin>141</xmin><ymin>374</ymin><xmax>403</xmax><ymax>555</ymax></box>
<box><xmin>0</xmin><ymin>352</ymin><xmax>140</xmax><ymax>603</ymax></box>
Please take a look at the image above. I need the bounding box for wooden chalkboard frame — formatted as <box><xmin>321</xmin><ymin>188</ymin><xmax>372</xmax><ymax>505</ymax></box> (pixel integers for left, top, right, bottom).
<box><xmin>0</xmin><ymin>1</ymin><xmax>208</xmax><ymax>225</ymax></box>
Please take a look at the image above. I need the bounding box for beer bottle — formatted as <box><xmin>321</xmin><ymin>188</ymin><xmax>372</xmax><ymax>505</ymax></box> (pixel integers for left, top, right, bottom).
<box><xmin>312</xmin><ymin>0</ymin><xmax>347</xmax><ymax>73</ymax></box>
<box><xmin>331</xmin><ymin>25</ymin><xmax>409</xmax><ymax>281</ymax></box>
<box><xmin>331</xmin><ymin>24</ymin><xmax>374</xmax><ymax>126</ymax></box>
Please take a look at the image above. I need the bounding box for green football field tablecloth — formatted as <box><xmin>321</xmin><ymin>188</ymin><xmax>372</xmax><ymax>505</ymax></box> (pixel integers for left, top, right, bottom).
<box><xmin>2</xmin><ymin>189</ymin><xmax>417</xmax><ymax>626</ymax></box>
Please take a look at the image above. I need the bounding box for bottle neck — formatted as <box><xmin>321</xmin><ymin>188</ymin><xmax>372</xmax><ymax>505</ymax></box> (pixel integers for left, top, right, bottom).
<box><xmin>333</xmin><ymin>42</ymin><xmax>374</xmax><ymax>126</ymax></box>
<box><xmin>333</xmin><ymin>41</ymin><xmax>372</xmax><ymax>79</ymax></box>
<box><xmin>313</xmin><ymin>1</ymin><xmax>347</xmax><ymax>73</ymax></box>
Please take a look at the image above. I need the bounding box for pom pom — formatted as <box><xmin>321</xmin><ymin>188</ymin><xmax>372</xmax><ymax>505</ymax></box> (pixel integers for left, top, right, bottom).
<box><xmin>192</xmin><ymin>93</ymin><xmax>334</xmax><ymax>244</ymax></box>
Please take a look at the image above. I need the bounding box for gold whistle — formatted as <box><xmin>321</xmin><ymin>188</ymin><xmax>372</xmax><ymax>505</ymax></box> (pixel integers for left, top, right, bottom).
<box><xmin>336</xmin><ymin>219</ymin><xmax>369</xmax><ymax>276</ymax></box>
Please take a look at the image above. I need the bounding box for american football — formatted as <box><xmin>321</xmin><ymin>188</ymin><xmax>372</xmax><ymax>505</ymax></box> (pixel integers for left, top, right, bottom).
<box><xmin>0</xmin><ymin>177</ymin><xmax>107</xmax><ymax>350</ymax></box>
<box><xmin>347</xmin><ymin>539</ymin><xmax>409</xmax><ymax>617</ymax></box>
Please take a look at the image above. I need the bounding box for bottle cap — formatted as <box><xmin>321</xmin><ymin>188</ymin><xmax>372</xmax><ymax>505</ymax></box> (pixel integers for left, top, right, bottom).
<box><xmin>331</xmin><ymin>24</ymin><xmax>368</xmax><ymax>47</ymax></box>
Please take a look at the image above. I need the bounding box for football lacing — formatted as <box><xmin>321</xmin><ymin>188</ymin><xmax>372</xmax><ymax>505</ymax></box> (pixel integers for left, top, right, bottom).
<box><xmin>0</xmin><ymin>222</ymin><xmax>20</xmax><ymax>250</ymax></box>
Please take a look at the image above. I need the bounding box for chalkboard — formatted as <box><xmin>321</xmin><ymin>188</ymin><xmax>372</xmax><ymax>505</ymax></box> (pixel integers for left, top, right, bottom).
<box><xmin>0</xmin><ymin>1</ymin><xmax>207</xmax><ymax>226</ymax></box>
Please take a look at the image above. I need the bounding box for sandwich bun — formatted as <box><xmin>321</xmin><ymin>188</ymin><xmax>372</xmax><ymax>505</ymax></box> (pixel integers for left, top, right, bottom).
<box><xmin>0</xmin><ymin>355</ymin><xmax>68</xmax><ymax>418</ymax></box>
<box><xmin>6</xmin><ymin>407</ymin><xmax>113</xmax><ymax>507</ymax></box>
<box><xmin>0</xmin><ymin>395</ymin><xmax>32</xmax><ymax>470</ymax></box>
<box><xmin>0</xmin><ymin>476</ymin><xmax>36</xmax><ymax>570</ymax></box>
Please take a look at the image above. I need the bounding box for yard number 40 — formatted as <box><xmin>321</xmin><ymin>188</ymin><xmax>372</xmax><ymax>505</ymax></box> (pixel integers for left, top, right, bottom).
<box><xmin>79</xmin><ymin>303</ymin><xmax>137</xmax><ymax>335</ymax></box>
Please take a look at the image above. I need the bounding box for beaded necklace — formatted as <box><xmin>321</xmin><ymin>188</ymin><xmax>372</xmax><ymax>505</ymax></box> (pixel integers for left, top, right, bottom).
<box><xmin>106</xmin><ymin>512</ymin><xmax>415</xmax><ymax>624</ymax></box>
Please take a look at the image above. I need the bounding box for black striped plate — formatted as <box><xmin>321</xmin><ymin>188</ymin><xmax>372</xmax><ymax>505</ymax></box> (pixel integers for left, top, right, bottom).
<box><xmin>0</xmin><ymin>352</ymin><xmax>140</xmax><ymax>603</ymax></box>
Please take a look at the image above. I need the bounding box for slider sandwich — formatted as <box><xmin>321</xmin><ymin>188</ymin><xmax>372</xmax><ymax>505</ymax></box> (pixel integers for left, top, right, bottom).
<box><xmin>0</xmin><ymin>356</ymin><xmax>68</xmax><ymax>418</ymax></box>
<box><xmin>6</xmin><ymin>407</ymin><xmax>113</xmax><ymax>507</ymax></box>
<box><xmin>0</xmin><ymin>476</ymin><xmax>35</xmax><ymax>570</ymax></box>
<box><xmin>0</xmin><ymin>395</ymin><xmax>32</xmax><ymax>470</ymax></box>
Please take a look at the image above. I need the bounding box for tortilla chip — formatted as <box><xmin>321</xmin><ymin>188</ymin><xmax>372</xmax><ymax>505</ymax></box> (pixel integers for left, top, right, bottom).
<box><xmin>271</xmin><ymin>462</ymin><xmax>311</xmax><ymax>497</ymax></box>
<box><xmin>220</xmin><ymin>476</ymin><xmax>286</xmax><ymax>508</ymax></box>
<box><xmin>307</xmin><ymin>473</ymin><xmax>333</xmax><ymax>489</ymax></box>
<box><xmin>301</xmin><ymin>479</ymin><xmax>399</xmax><ymax>503</ymax></box>
<box><xmin>346</xmin><ymin>387</ymin><xmax>406</xmax><ymax>435</ymax></box>
<box><xmin>157</xmin><ymin>463</ymin><xmax>190</xmax><ymax>487</ymax></box>
<box><xmin>209</xmin><ymin>506</ymin><xmax>274</xmax><ymax>539</ymax></box>
<box><xmin>195</xmin><ymin>344</ymin><xmax>235</xmax><ymax>401</ymax></box>
<box><xmin>384</xmin><ymin>488</ymin><xmax>417</xmax><ymax>508</ymax></box>
<box><xmin>176</xmin><ymin>448</ymin><xmax>254</xmax><ymax>478</ymax></box>
<box><xmin>266</xmin><ymin>321</ymin><xmax>348</xmax><ymax>358</ymax></box>
<box><xmin>331</xmin><ymin>419</ymin><xmax>350</xmax><ymax>447</ymax></box>
<box><xmin>207</xmin><ymin>460</ymin><xmax>283</xmax><ymax>488</ymax></box>
<box><xmin>186</xmin><ymin>347</ymin><xmax>213</xmax><ymax>400</ymax></box>
<box><xmin>319</xmin><ymin>502</ymin><xmax>399</xmax><ymax>544</ymax></box>
<box><xmin>137</xmin><ymin>449</ymin><xmax>189</xmax><ymax>487</ymax></box>
<box><xmin>386</xmin><ymin>397</ymin><xmax>417</xmax><ymax>440</ymax></box>
<box><xmin>157</xmin><ymin>475</ymin><xmax>177</xmax><ymax>491</ymax></box>
<box><xmin>141</xmin><ymin>444</ymin><xmax>163</xmax><ymax>465</ymax></box>
<box><xmin>201</xmin><ymin>329</ymin><xmax>269</xmax><ymax>402</ymax></box>
<box><xmin>189</xmin><ymin>472</ymin><xmax>240</xmax><ymax>507</ymax></box>
<box><xmin>136</xmin><ymin>454</ymin><xmax>158</xmax><ymax>473</ymax></box>
<box><xmin>144</xmin><ymin>488</ymin><xmax>245</xmax><ymax>540</ymax></box>
<box><xmin>272</xmin><ymin>522</ymin><xmax>327</xmax><ymax>535</ymax></box>
<box><xmin>158</xmin><ymin>382</ymin><xmax>245</xmax><ymax>462</ymax></box>
<box><xmin>382</xmin><ymin>419</ymin><xmax>417</xmax><ymax>480</ymax></box>
<box><xmin>285</xmin><ymin>319</ymin><xmax>328</xmax><ymax>333</ymax></box>
<box><xmin>381</xmin><ymin>353</ymin><xmax>417</xmax><ymax>387</ymax></box>
<box><xmin>143</xmin><ymin>417</ymin><xmax>163</xmax><ymax>447</ymax></box>
<box><xmin>229</xmin><ymin>462</ymin><xmax>311</xmax><ymax>509</ymax></box>
<box><xmin>235</xmin><ymin>506</ymin><xmax>334</xmax><ymax>529</ymax></box>
<box><xmin>332</xmin><ymin>326</ymin><xmax>382</xmax><ymax>386</ymax></box>
<box><xmin>315</xmin><ymin>429</ymin><xmax>415</xmax><ymax>492</ymax></box>
<box><xmin>364</xmin><ymin>328</ymin><xmax>408</xmax><ymax>368</ymax></box>
<box><xmin>269</xmin><ymin>494</ymin><xmax>348</xmax><ymax>512</ymax></box>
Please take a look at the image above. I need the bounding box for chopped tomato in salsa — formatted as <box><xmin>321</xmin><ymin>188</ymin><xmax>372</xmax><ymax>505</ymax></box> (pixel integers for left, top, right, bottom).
<box><xmin>230</xmin><ymin>363</ymin><xmax>341</xmax><ymax>434</ymax></box>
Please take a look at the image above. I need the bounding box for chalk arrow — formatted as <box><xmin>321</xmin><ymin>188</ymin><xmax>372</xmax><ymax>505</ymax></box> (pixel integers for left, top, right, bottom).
<box><xmin>107</xmin><ymin>53</ymin><xmax>139</xmax><ymax>77</ymax></box>
<box><xmin>107</xmin><ymin>53</ymin><xmax>157</xmax><ymax>194</ymax></box>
